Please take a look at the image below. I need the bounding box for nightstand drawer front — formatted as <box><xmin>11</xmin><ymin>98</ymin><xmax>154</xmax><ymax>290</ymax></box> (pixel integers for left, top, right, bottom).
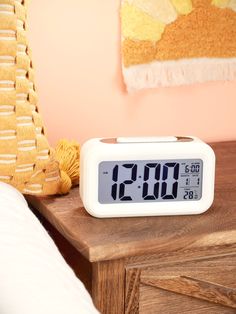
<box><xmin>126</xmin><ymin>254</ymin><xmax>236</xmax><ymax>314</ymax></box>
<box><xmin>139</xmin><ymin>283</ymin><xmax>235</xmax><ymax>314</ymax></box>
<box><xmin>141</xmin><ymin>275</ymin><xmax>236</xmax><ymax>309</ymax></box>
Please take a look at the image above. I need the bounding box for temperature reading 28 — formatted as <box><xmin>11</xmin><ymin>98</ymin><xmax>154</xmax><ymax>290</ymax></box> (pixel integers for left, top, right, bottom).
<box><xmin>184</xmin><ymin>190</ymin><xmax>194</xmax><ymax>199</ymax></box>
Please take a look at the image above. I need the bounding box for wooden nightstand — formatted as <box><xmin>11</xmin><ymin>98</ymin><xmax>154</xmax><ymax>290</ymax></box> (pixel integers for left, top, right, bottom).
<box><xmin>27</xmin><ymin>141</ymin><xmax>236</xmax><ymax>314</ymax></box>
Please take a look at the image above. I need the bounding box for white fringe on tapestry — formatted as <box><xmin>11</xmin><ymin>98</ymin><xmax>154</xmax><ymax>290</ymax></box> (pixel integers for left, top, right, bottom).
<box><xmin>123</xmin><ymin>58</ymin><xmax>236</xmax><ymax>92</ymax></box>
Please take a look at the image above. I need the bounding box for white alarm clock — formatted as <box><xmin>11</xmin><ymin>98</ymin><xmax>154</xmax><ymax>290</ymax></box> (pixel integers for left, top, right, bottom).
<box><xmin>80</xmin><ymin>136</ymin><xmax>215</xmax><ymax>218</ymax></box>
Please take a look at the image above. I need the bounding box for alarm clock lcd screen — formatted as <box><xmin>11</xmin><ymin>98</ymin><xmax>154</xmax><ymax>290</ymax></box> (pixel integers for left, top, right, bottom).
<box><xmin>98</xmin><ymin>159</ymin><xmax>203</xmax><ymax>204</ymax></box>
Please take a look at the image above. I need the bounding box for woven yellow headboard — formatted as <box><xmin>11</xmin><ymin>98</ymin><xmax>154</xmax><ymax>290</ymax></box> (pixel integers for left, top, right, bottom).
<box><xmin>121</xmin><ymin>0</ymin><xmax>236</xmax><ymax>91</ymax></box>
<box><xmin>0</xmin><ymin>0</ymin><xmax>63</xmax><ymax>195</ymax></box>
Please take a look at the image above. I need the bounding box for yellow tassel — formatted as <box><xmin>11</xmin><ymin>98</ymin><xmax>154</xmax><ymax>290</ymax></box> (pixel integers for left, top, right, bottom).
<box><xmin>54</xmin><ymin>139</ymin><xmax>80</xmax><ymax>194</ymax></box>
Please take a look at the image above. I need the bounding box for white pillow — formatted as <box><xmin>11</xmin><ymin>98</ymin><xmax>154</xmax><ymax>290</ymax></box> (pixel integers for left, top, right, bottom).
<box><xmin>0</xmin><ymin>182</ymin><xmax>99</xmax><ymax>314</ymax></box>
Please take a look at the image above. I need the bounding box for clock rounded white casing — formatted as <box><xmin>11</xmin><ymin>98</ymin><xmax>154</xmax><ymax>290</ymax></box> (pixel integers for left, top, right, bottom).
<box><xmin>80</xmin><ymin>136</ymin><xmax>215</xmax><ymax>218</ymax></box>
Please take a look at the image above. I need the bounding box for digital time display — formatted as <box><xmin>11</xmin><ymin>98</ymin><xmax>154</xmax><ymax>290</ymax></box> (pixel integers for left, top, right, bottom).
<box><xmin>98</xmin><ymin>159</ymin><xmax>203</xmax><ymax>204</ymax></box>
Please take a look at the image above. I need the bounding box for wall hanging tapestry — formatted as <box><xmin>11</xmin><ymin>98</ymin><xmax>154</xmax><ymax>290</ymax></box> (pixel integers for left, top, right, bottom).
<box><xmin>0</xmin><ymin>0</ymin><xmax>79</xmax><ymax>195</ymax></box>
<box><xmin>121</xmin><ymin>0</ymin><xmax>236</xmax><ymax>91</ymax></box>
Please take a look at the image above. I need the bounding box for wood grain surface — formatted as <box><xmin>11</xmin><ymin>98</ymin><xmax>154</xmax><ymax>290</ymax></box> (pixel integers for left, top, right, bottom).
<box><xmin>125</xmin><ymin>268</ymin><xmax>141</xmax><ymax>314</ymax></box>
<box><xmin>141</xmin><ymin>276</ymin><xmax>236</xmax><ymax>308</ymax></box>
<box><xmin>139</xmin><ymin>284</ymin><xmax>236</xmax><ymax>314</ymax></box>
<box><xmin>26</xmin><ymin>141</ymin><xmax>236</xmax><ymax>262</ymax></box>
<box><xmin>92</xmin><ymin>259</ymin><xmax>125</xmax><ymax>314</ymax></box>
<box><xmin>125</xmin><ymin>253</ymin><xmax>236</xmax><ymax>313</ymax></box>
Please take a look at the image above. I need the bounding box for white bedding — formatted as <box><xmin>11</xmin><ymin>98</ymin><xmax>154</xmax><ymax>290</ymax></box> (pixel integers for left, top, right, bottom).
<box><xmin>0</xmin><ymin>182</ymin><xmax>99</xmax><ymax>314</ymax></box>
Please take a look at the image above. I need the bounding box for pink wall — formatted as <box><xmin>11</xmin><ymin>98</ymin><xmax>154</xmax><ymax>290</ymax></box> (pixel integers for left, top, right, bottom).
<box><xmin>28</xmin><ymin>0</ymin><xmax>236</xmax><ymax>146</ymax></box>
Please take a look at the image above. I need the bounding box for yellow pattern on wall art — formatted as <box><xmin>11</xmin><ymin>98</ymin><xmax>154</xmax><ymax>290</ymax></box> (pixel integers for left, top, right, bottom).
<box><xmin>127</xmin><ymin>0</ymin><xmax>177</xmax><ymax>24</ymax></box>
<box><xmin>228</xmin><ymin>0</ymin><xmax>236</xmax><ymax>11</ymax></box>
<box><xmin>121</xmin><ymin>2</ymin><xmax>166</xmax><ymax>41</ymax></box>
<box><xmin>212</xmin><ymin>0</ymin><xmax>236</xmax><ymax>11</ymax></box>
<box><xmin>171</xmin><ymin>0</ymin><xmax>193</xmax><ymax>15</ymax></box>
<box><xmin>212</xmin><ymin>0</ymin><xmax>229</xmax><ymax>8</ymax></box>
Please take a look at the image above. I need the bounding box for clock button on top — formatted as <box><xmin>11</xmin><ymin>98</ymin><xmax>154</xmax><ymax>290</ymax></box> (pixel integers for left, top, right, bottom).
<box><xmin>117</xmin><ymin>136</ymin><xmax>178</xmax><ymax>143</ymax></box>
